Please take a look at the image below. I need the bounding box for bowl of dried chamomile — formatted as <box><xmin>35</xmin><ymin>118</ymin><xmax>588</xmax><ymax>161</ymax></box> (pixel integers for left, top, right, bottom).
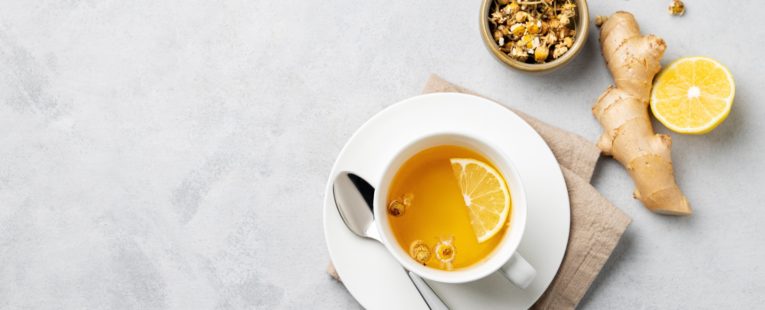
<box><xmin>480</xmin><ymin>0</ymin><xmax>589</xmax><ymax>72</ymax></box>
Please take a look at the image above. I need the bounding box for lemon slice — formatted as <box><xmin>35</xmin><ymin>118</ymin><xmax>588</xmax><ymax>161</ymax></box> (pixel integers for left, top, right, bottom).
<box><xmin>651</xmin><ymin>57</ymin><xmax>735</xmax><ymax>134</ymax></box>
<box><xmin>449</xmin><ymin>158</ymin><xmax>510</xmax><ymax>243</ymax></box>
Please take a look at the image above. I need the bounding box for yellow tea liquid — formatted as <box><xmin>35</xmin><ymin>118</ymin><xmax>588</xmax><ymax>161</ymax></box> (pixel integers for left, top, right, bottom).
<box><xmin>386</xmin><ymin>145</ymin><xmax>510</xmax><ymax>271</ymax></box>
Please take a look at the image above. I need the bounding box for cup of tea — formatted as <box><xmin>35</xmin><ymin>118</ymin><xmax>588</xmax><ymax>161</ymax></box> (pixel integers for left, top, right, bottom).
<box><xmin>374</xmin><ymin>133</ymin><xmax>536</xmax><ymax>287</ymax></box>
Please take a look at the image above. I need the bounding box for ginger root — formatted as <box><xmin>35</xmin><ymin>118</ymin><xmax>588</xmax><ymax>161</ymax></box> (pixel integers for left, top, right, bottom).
<box><xmin>592</xmin><ymin>12</ymin><xmax>691</xmax><ymax>215</ymax></box>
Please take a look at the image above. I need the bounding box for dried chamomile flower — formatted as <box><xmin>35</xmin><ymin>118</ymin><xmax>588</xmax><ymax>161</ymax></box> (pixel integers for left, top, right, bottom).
<box><xmin>668</xmin><ymin>0</ymin><xmax>685</xmax><ymax>16</ymax></box>
<box><xmin>527</xmin><ymin>20</ymin><xmax>541</xmax><ymax>35</ymax></box>
<box><xmin>519</xmin><ymin>34</ymin><xmax>533</xmax><ymax>49</ymax></box>
<box><xmin>499</xmin><ymin>25</ymin><xmax>510</xmax><ymax>36</ymax></box>
<box><xmin>493</xmin><ymin>29</ymin><xmax>504</xmax><ymax>41</ymax></box>
<box><xmin>543</xmin><ymin>32</ymin><xmax>558</xmax><ymax>45</ymax></box>
<box><xmin>510</xmin><ymin>46</ymin><xmax>528</xmax><ymax>62</ymax></box>
<box><xmin>558</xmin><ymin>14</ymin><xmax>571</xmax><ymax>26</ymax></box>
<box><xmin>549</xmin><ymin>18</ymin><xmax>561</xmax><ymax>29</ymax></box>
<box><xmin>409</xmin><ymin>240</ymin><xmax>431</xmax><ymax>264</ymax></box>
<box><xmin>557</xmin><ymin>28</ymin><xmax>570</xmax><ymax>42</ymax></box>
<box><xmin>510</xmin><ymin>23</ymin><xmax>525</xmax><ymax>37</ymax></box>
<box><xmin>563</xmin><ymin>37</ymin><xmax>573</xmax><ymax>48</ymax></box>
<box><xmin>514</xmin><ymin>11</ymin><xmax>528</xmax><ymax>23</ymax></box>
<box><xmin>560</xmin><ymin>2</ymin><xmax>576</xmax><ymax>16</ymax></box>
<box><xmin>434</xmin><ymin>236</ymin><xmax>456</xmax><ymax>270</ymax></box>
<box><xmin>534</xmin><ymin>45</ymin><xmax>549</xmax><ymax>63</ymax></box>
<box><xmin>388</xmin><ymin>193</ymin><xmax>414</xmax><ymax>216</ymax></box>
<box><xmin>508</xmin><ymin>2</ymin><xmax>520</xmax><ymax>14</ymax></box>
<box><xmin>531</xmin><ymin>36</ymin><xmax>541</xmax><ymax>49</ymax></box>
<box><xmin>387</xmin><ymin>200</ymin><xmax>406</xmax><ymax>216</ymax></box>
<box><xmin>490</xmin><ymin>11</ymin><xmax>504</xmax><ymax>25</ymax></box>
<box><xmin>553</xmin><ymin>44</ymin><xmax>568</xmax><ymax>59</ymax></box>
<box><xmin>540</xmin><ymin>20</ymin><xmax>550</xmax><ymax>34</ymax></box>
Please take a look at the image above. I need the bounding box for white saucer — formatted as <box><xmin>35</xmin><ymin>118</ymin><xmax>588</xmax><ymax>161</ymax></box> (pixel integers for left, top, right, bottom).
<box><xmin>323</xmin><ymin>93</ymin><xmax>570</xmax><ymax>309</ymax></box>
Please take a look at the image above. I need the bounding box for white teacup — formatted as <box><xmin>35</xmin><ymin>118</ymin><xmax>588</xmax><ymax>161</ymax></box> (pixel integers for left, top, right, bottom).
<box><xmin>374</xmin><ymin>133</ymin><xmax>536</xmax><ymax>287</ymax></box>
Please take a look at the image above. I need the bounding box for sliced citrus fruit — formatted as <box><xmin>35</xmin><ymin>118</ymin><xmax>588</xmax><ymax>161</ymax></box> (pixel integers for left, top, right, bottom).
<box><xmin>449</xmin><ymin>158</ymin><xmax>510</xmax><ymax>243</ymax></box>
<box><xmin>651</xmin><ymin>56</ymin><xmax>735</xmax><ymax>134</ymax></box>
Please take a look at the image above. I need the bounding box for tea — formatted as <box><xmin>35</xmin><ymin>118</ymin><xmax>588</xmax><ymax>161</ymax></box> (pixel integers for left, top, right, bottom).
<box><xmin>386</xmin><ymin>145</ymin><xmax>511</xmax><ymax>271</ymax></box>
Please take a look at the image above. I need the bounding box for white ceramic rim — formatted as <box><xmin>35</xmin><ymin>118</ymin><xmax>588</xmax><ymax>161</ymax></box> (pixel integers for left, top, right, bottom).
<box><xmin>373</xmin><ymin>133</ymin><xmax>528</xmax><ymax>284</ymax></box>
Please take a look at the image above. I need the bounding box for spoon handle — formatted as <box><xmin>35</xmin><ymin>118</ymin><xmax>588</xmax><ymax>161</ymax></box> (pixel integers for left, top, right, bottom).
<box><xmin>407</xmin><ymin>271</ymin><xmax>449</xmax><ymax>310</ymax></box>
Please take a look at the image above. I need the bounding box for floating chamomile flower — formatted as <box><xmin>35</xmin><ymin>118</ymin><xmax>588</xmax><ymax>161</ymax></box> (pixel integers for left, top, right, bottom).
<box><xmin>434</xmin><ymin>236</ymin><xmax>456</xmax><ymax>271</ymax></box>
<box><xmin>387</xmin><ymin>200</ymin><xmax>406</xmax><ymax>216</ymax></box>
<box><xmin>409</xmin><ymin>240</ymin><xmax>431</xmax><ymax>265</ymax></box>
<box><xmin>388</xmin><ymin>193</ymin><xmax>414</xmax><ymax>217</ymax></box>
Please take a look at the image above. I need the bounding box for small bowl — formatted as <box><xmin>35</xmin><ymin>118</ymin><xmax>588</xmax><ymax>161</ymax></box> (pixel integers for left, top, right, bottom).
<box><xmin>480</xmin><ymin>0</ymin><xmax>589</xmax><ymax>73</ymax></box>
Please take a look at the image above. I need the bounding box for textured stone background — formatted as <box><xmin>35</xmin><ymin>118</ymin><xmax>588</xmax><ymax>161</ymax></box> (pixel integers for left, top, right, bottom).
<box><xmin>1</xmin><ymin>0</ymin><xmax>763</xmax><ymax>309</ymax></box>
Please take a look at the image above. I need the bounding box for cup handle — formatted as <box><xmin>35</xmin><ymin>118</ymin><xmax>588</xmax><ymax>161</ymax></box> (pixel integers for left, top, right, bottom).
<box><xmin>499</xmin><ymin>252</ymin><xmax>536</xmax><ymax>289</ymax></box>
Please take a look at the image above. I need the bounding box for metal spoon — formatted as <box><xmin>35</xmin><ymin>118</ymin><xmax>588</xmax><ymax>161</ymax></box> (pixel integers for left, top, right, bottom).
<box><xmin>333</xmin><ymin>172</ymin><xmax>448</xmax><ymax>310</ymax></box>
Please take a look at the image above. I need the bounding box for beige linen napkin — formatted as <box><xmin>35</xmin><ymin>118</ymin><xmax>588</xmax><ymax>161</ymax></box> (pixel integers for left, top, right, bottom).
<box><xmin>328</xmin><ymin>75</ymin><xmax>631</xmax><ymax>309</ymax></box>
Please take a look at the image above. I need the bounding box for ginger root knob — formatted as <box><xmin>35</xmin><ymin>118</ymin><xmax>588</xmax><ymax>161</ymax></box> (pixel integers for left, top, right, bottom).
<box><xmin>592</xmin><ymin>12</ymin><xmax>691</xmax><ymax>215</ymax></box>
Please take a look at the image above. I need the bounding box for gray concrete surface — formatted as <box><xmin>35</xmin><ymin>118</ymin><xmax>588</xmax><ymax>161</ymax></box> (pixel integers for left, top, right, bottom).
<box><xmin>1</xmin><ymin>0</ymin><xmax>763</xmax><ymax>309</ymax></box>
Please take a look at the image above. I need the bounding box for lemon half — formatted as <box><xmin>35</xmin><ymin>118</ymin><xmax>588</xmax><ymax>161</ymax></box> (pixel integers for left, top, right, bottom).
<box><xmin>650</xmin><ymin>57</ymin><xmax>735</xmax><ymax>134</ymax></box>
